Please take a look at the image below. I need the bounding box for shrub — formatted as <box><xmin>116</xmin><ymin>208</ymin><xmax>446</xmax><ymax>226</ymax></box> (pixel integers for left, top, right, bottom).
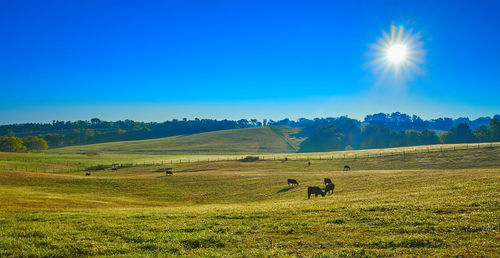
<box><xmin>240</xmin><ymin>156</ymin><xmax>259</xmax><ymax>162</ymax></box>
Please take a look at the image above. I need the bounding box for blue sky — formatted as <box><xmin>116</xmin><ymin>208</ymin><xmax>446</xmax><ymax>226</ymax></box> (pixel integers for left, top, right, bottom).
<box><xmin>1</xmin><ymin>0</ymin><xmax>499</xmax><ymax>123</ymax></box>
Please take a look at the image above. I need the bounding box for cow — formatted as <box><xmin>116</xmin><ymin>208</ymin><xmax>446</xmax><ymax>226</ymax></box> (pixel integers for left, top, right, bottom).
<box><xmin>308</xmin><ymin>186</ymin><xmax>325</xmax><ymax>199</ymax></box>
<box><xmin>325</xmin><ymin>183</ymin><xmax>335</xmax><ymax>195</ymax></box>
<box><xmin>165</xmin><ymin>171</ymin><xmax>173</xmax><ymax>175</ymax></box>
<box><xmin>324</xmin><ymin>178</ymin><xmax>332</xmax><ymax>185</ymax></box>
<box><xmin>343</xmin><ymin>165</ymin><xmax>351</xmax><ymax>171</ymax></box>
<box><xmin>307</xmin><ymin>161</ymin><xmax>311</xmax><ymax>166</ymax></box>
<box><xmin>85</xmin><ymin>172</ymin><xmax>91</xmax><ymax>176</ymax></box>
<box><xmin>288</xmin><ymin>179</ymin><xmax>299</xmax><ymax>187</ymax></box>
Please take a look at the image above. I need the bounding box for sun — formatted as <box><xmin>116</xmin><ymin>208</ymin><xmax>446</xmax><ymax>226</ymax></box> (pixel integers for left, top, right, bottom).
<box><xmin>386</xmin><ymin>43</ymin><xmax>408</xmax><ymax>64</ymax></box>
<box><xmin>369</xmin><ymin>25</ymin><xmax>424</xmax><ymax>82</ymax></box>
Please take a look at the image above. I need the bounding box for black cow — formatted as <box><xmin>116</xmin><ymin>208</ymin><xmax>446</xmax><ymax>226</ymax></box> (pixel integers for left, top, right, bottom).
<box><xmin>85</xmin><ymin>172</ymin><xmax>91</xmax><ymax>176</ymax></box>
<box><xmin>308</xmin><ymin>186</ymin><xmax>325</xmax><ymax>199</ymax></box>
<box><xmin>288</xmin><ymin>179</ymin><xmax>299</xmax><ymax>187</ymax></box>
<box><xmin>324</xmin><ymin>178</ymin><xmax>332</xmax><ymax>185</ymax></box>
<box><xmin>343</xmin><ymin>165</ymin><xmax>351</xmax><ymax>171</ymax></box>
<box><xmin>325</xmin><ymin>183</ymin><xmax>335</xmax><ymax>195</ymax></box>
<box><xmin>165</xmin><ymin>171</ymin><xmax>173</xmax><ymax>175</ymax></box>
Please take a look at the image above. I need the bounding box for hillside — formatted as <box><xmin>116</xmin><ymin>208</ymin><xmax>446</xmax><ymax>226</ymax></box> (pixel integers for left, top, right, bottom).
<box><xmin>49</xmin><ymin>127</ymin><xmax>297</xmax><ymax>154</ymax></box>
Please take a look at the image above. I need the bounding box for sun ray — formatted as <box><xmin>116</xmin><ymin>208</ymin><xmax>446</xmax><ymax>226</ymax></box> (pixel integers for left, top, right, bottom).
<box><xmin>368</xmin><ymin>25</ymin><xmax>425</xmax><ymax>85</ymax></box>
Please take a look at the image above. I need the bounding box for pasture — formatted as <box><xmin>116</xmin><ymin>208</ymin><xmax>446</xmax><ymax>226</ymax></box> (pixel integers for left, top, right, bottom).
<box><xmin>0</xmin><ymin>144</ymin><xmax>499</xmax><ymax>256</ymax></box>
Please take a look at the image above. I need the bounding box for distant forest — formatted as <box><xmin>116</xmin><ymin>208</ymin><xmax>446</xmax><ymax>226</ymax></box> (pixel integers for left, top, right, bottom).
<box><xmin>0</xmin><ymin>113</ymin><xmax>499</xmax><ymax>153</ymax></box>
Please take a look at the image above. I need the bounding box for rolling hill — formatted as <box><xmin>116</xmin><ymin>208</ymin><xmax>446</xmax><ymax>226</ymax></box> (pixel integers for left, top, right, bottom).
<box><xmin>49</xmin><ymin>126</ymin><xmax>300</xmax><ymax>154</ymax></box>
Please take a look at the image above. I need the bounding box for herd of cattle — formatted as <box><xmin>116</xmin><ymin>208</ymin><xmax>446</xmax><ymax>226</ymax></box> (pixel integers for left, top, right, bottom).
<box><xmin>84</xmin><ymin>161</ymin><xmax>351</xmax><ymax>199</ymax></box>
<box><xmin>288</xmin><ymin>177</ymin><xmax>336</xmax><ymax>199</ymax></box>
<box><xmin>288</xmin><ymin>165</ymin><xmax>350</xmax><ymax>199</ymax></box>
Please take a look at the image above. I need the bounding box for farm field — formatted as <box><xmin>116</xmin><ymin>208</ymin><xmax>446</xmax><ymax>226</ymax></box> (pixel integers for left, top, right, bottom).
<box><xmin>0</xmin><ymin>144</ymin><xmax>499</xmax><ymax>256</ymax></box>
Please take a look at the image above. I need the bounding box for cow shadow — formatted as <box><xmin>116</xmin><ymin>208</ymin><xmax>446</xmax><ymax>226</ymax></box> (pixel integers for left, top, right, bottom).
<box><xmin>277</xmin><ymin>187</ymin><xmax>294</xmax><ymax>193</ymax></box>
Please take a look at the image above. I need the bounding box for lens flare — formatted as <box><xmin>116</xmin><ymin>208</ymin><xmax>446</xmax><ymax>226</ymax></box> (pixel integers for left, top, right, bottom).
<box><xmin>369</xmin><ymin>25</ymin><xmax>424</xmax><ymax>83</ymax></box>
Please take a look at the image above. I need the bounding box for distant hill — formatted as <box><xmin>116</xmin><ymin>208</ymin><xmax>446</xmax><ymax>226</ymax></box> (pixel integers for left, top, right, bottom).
<box><xmin>49</xmin><ymin>126</ymin><xmax>300</xmax><ymax>154</ymax></box>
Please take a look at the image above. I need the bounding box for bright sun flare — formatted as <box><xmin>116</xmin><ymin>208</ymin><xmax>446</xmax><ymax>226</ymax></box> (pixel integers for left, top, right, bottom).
<box><xmin>386</xmin><ymin>44</ymin><xmax>408</xmax><ymax>64</ymax></box>
<box><xmin>370</xmin><ymin>25</ymin><xmax>424</xmax><ymax>81</ymax></box>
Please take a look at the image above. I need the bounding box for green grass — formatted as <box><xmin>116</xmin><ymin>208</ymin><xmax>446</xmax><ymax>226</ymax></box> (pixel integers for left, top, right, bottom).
<box><xmin>49</xmin><ymin>127</ymin><xmax>296</xmax><ymax>155</ymax></box>
<box><xmin>0</xmin><ymin>144</ymin><xmax>499</xmax><ymax>256</ymax></box>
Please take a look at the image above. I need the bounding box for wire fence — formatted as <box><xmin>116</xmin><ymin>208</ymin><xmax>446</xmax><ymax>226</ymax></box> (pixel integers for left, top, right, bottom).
<box><xmin>2</xmin><ymin>142</ymin><xmax>499</xmax><ymax>173</ymax></box>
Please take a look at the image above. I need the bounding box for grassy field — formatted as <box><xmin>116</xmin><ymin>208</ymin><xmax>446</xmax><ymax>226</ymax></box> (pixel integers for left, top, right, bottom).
<box><xmin>49</xmin><ymin>126</ymin><xmax>299</xmax><ymax>155</ymax></box>
<box><xmin>0</xmin><ymin>144</ymin><xmax>499</xmax><ymax>256</ymax></box>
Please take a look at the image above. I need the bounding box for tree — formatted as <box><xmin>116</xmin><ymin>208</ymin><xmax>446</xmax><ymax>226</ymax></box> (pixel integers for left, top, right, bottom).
<box><xmin>85</xmin><ymin>129</ymin><xmax>95</xmax><ymax>137</ymax></box>
<box><xmin>361</xmin><ymin>123</ymin><xmax>393</xmax><ymax>149</ymax></box>
<box><xmin>0</xmin><ymin>136</ymin><xmax>26</xmax><ymax>152</ymax></box>
<box><xmin>442</xmin><ymin>123</ymin><xmax>477</xmax><ymax>144</ymax></box>
<box><xmin>23</xmin><ymin>136</ymin><xmax>49</xmax><ymax>152</ymax></box>
<box><xmin>43</xmin><ymin>133</ymin><xmax>64</xmax><ymax>147</ymax></box>
<box><xmin>237</xmin><ymin>119</ymin><xmax>249</xmax><ymax>128</ymax></box>
<box><xmin>474</xmin><ymin>126</ymin><xmax>490</xmax><ymax>142</ymax></box>
<box><xmin>420</xmin><ymin>129</ymin><xmax>441</xmax><ymax>145</ymax></box>
<box><xmin>299</xmin><ymin>124</ymin><xmax>344</xmax><ymax>152</ymax></box>
<box><xmin>489</xmin><ymin>118</ymin><xmax>500</xmax><ymax>141</ymax></box>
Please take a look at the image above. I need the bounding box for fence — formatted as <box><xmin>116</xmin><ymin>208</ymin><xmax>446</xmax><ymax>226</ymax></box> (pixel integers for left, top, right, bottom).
<box><xmin>2</xmin><ymin>142</ymin><xmax>498</xmax><ymax>173</ymax></box>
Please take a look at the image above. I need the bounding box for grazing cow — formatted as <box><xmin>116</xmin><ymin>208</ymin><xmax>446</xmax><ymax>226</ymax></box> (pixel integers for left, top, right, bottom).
<box><xmin>307</xmin><ymin>161</ymin><xmax>311</xmax><ymax>166</ymax></box>
<box><xmin>288</xmin><ymin>179</ymin><xmax>299</xmax><ymax>187</ymax></box>
<box><xmin>343</xmin><ymin>165</ymin><xmax>351</xmax><ymax>171</ymax></box>
<box><xmin>308</xmin><ymin>186</ymin><xmax>325</xmax><ymax>199</ymax></box>
<box><xmin>165</xmin><ymin>171</ymin><xmax>173</xmax><ymax>175</ymax></box>
<box><xmin>85</xmin><ymin>172</ymin><xmax>91</xmax><ymax>176</ymax></box>
<box><xmin>325</xmin><ymin>183</ymin><xmax>335</xmax><ymax>195</ymax></box>
<box><xmin>324</xmin><ymin>178</ymin><xmax>332</xmax><ymax>185</ymax></box>
<box><xmin>284</xmin><ymin>157</ymin><xmax>288</xmax><ymax>161</ymax></box>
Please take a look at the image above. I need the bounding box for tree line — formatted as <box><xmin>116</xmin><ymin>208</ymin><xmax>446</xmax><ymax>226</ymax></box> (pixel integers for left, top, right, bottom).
<box><xmin>0</xmin><ymin>113</ymin><xmax>498</xmax><ymax>152</ymax></box>
<box><xmin>268</xmin><ymin>113</ymin><xmax>498</xmax><ymax>131</ymax></box>
<box><xmin>298</xmin><ymin>117</ymin><xmax>500</xmax><ymax>152</ymax></box>
<box><xmin>0</xmin><ymin>118</ymin><xmax>246</xmax><ymax>149</ymax></box>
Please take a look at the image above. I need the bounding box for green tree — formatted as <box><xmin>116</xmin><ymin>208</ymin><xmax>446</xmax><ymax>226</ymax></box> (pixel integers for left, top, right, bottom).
<box><xmin>442</xmin><ymin>123</ymin><xmax>477</xmax><ymax>144</ymax></box>
<box><xmin>0</xmin><ymin>136</ymin><xmax>27</xmax><ymax>152</ymax></box>
<box><xmin>474</xmin><ymin>125</ymin><xmax>490</xmax><ymax>142</ymax></box>
<box><xmin>299</xmin><ymin>124</ymin><xmax>344</xmax><ymax>152</ymax></box>
<box><xmin>22</xmin><ymin>136</ymin><xmax>49</xmax><ymax>152</ymax></box>
<box><xmin>420</xmin><ymin>129</ymin><xmax>441</xmax><ymax>145</ymax></box>
<box><xmin>43</xmin><ymin>133</ymin><xmax>64</xmax><ymax>147</ymax></box>
<box><xmin>489</xmin><ymin>118</ymin><xmax>500</xmax><ymax>141</ymax></box>
<box><xmin>361</xmin><ymin>123</ymin><xmax>393</xmax><ymax>149</ymax></box>
<box><xmin>85</xmin><ymin>129</ymin><xmax>95</xmax><ymax>137</ymax></box>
